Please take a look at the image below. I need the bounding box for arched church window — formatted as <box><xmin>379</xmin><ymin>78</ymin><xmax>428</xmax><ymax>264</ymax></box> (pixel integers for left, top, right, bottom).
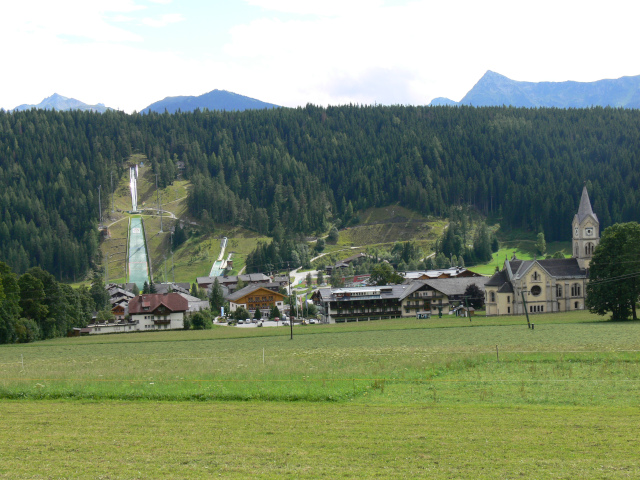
<box><xmin>532</xmin><ymin>271</ymin><xmax>540</xmax><ymax>281</ymax></box>
<box><xmin>571</xmin><ymin>283</ymin><xmax>581</xmax><ymax>297</ymax></box>
<box><xmin>490</xmin><ymin>291</ymin><xmax>495</xmax><ymax>302</ymax></box>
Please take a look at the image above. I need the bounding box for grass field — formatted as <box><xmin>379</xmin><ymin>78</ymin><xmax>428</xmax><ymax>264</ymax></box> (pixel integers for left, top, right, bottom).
<box><xmin>337</xmin><ymin>205</ymin><xmax>448</xmax><ymax>251</ymax></box>
<box><xmin>1</xmin><ymin>313</ymin><xmax>639</xmax><ymax>477</ymax></box>
<box><xmin>469</xmin><ymin>240</ymin><xmax>572</xmax><ymax>275</ymax></box>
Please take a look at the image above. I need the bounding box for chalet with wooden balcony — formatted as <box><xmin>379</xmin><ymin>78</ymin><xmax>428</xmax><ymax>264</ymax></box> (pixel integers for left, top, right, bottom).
<box><xmin>128</xmin><ymin>293</ymin><xmax>189</xmax><ymax>330</ymax></box>
<box><xmin>226</xmin><ymin>285</ymin><xmax>286</xmax><ymax>316</ymax></box>
<box><xmin>400</xmin><ymin>277</ymin><xmax>490</xmax><ymax>316</ymax></box>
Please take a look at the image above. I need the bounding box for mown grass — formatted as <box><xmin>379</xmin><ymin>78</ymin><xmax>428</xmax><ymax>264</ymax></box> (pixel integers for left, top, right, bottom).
<box><xmin>0</xmin><ymin>400</ymin><xmax>638</xmax><ymax>480</ymax></box>
<box><xmin>2</xmin><ymin>315</ymin><xmax>640</xmax><ymax>478</ymax></box>
<box><xmin>2</xmin><ymin>314</ymin><xmax>639</xmax><ymax>404</ymax></box>
<box><xmin>1</xmin><ymin>401</ymin><xmax>638</xmax><ymax>479</ymax></box>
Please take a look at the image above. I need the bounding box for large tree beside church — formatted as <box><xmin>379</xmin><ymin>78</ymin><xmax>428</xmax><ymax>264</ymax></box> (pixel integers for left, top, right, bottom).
<box><xmin>586</xmin><ymin>222</ymin><xmax>640</xmax><ymax>320</ymax></box>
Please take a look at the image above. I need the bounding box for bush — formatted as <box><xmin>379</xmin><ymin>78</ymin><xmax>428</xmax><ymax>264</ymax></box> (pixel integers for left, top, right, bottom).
<box><xmin>191</xmin><ymin>311</ymin><xmax>213</xmax><ymax>330</ymax></box>
<box><xmin>14</xmin><ymin>318</ymin><xmax>40</xmax><ymax>343</ymax></box>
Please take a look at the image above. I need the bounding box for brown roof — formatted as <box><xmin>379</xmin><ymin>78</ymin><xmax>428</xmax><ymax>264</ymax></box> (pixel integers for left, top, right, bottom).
<box><xmin>227</xmin><ymin>285</ymin><xmax>286</xmax><ymax>303</ymax></box>
<box><xmin>129</xmin><ymin>293</ymin><xmax>188</xmax><ymax>314</ymax></box>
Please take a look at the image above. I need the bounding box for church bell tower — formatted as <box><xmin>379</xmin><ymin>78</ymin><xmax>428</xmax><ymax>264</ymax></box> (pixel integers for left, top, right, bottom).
<box><xmin>572</xmin><ymin>185</ymin><xmax>599</xmax><ymax>269</ymax></box>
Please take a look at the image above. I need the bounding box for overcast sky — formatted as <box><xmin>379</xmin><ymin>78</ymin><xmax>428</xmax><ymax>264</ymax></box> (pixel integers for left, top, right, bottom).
<box><xmin>2</xmin><ymin>0</ymin><xmax>638</xmax><ymax>113</ymax></box>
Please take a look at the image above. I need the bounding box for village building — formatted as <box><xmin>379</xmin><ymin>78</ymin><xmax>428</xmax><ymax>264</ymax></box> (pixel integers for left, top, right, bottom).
<box><xmin>402</xmin><ymin>267</ymin><xmax>483</xmax><ymax>281</ymax></box>
<box><xmin>314</xmin><ymin>276</ymin><xmax>489</xmax><ymax>323</ymax></box>
<box><xmin>400</xmin><ymin>277</ymin><xmax>490</xmax><ymax>317</ymax></box>
<box><xmin>485</xmin><ymin>186</ymin><xmax>598</xmax><ymax>316</ymax></box>
<box><xmin>324</xmin><ymin>253</ymin><xmax>369</xmax><ymax>275</ymax></box>
<box><xmin>197</xmin><ymin>273</ymin><xmax>272</xmax><ymax>293</ymax></box>
<box><xmin>128</xmin><ymin>293</ymin><xmax>189</xmax><ymax>330</ymax></box>
<box><xmin>226</xmin><ymin>285</ymin><xmax>286</xmax><ymax>317</ymax></box>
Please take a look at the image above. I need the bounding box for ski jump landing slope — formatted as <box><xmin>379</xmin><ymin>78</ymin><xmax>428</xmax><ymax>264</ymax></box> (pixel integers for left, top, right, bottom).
<box><xmin>128</xmin><ymin>217</ymin><xmax>150</xmax><ymax>289</ymax></box>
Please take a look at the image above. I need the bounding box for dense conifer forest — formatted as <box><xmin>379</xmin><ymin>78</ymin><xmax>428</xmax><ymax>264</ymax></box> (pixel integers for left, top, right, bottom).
<box><xmin>2</xmin><ymin>105</ymin><xmax>640</xmax><ymax>281</ymax></box>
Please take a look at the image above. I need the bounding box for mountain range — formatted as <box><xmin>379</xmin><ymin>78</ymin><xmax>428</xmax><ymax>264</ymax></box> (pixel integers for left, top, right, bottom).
<box><xmin>11</xmin><ymin>93</ymin><xmax>111</xmax><ymax>113</ymax></box>
<box><xmin>10</xmin><ymin>72</ymin><xmax>640</xmax><ymax>113</ymax></box>
<box><xmin>141</xmin><ymin>89</ymin><xmax>279</xmax><ymax>113</ymax></box>
<box><xmin>430</xmin><ymin>71</ymin><xmax>640</xmax><ymax>108</ymax></box>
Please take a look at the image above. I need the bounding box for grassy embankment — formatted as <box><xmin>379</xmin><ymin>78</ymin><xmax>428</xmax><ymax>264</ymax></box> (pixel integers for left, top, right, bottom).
<box><xmin>313</xmin><ymin>205</ymin><xmax>449</xmax><ymax>268</ymax></box>
<box><xmin>1</xmin><ymin>313</ymin><xmax>639</xmax><ymax>477</ymax></box>
<box><xmin>469</xmin><ymin>239</ymin><xmax>572</xmax><ymax>275</ymax></box>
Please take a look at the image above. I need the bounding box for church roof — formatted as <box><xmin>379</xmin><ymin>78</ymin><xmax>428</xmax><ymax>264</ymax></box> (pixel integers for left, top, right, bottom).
<box><xmin>538</xmin><ymin>258</ymin><xmax>586</xmax><ymax>277</ymax></box>
<box><xmin>485</xmin><ymin>269</ymin><xmax>508</xmax><ymax>287</ymax></box>
<box><xmin>575</xmin><ymin>185</ymin><xmax>599</xmax><ymax>224</ymax></box>
<box><xmin>508</xmin><ymin>258</ymin><xmax>586</xmax><ymax>280</ymax></box>
<box><xmin>486</xmin><ymin>270</ymin><xmax>514</xmax><ymax>293</ymax></box>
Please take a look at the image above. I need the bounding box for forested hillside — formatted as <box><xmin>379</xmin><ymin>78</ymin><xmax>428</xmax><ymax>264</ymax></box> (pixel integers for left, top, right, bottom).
<box><xmin>2</xmin><ymin>106</ymin><xmax>640</xmax><ymax>280</ymax></box>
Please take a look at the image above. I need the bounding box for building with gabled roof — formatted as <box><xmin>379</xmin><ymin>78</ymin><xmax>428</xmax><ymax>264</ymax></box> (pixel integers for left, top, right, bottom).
<box><xmin>128</xmin><ymin>293</ymin><xmax>189</xmax><ymax>330</ymax></box>
<box><xmin>226</xmin><ymin>285</ymin><xmax>286</xmax><ymax>316</ymax></box>
<box><xmin>485</xmin><ymin>186</ymin><xmax>596</xmax><ymax>316</ymax></box>
<box><xmin>402</xmin><ymin>267</ymin><xmax>482</xmax><ymax>281</ymax></box>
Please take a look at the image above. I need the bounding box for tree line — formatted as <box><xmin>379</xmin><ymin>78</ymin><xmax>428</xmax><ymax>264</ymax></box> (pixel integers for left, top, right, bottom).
<box><xmin>3</xmin><ymin>106</ymin><xmax>640</xmax><ymax>281</ymax></box>
<box><xmin>0</xmin><ymin>261</ymin><xmax>104</xmax><ymax>343</ymax></box>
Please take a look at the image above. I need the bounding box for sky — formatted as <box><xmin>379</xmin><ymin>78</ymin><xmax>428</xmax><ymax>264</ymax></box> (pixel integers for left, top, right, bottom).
<box><xmin>1</xmin><ymin>0</ymin><xmax>639</xmax><ymax>113</ymax></box>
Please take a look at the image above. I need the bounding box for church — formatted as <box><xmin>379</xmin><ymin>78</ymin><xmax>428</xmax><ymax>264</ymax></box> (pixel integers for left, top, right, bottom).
<box><xmin>485</xmin><ymin>186</ymin><xmax>599</xmax><ymax>316</ymax></box>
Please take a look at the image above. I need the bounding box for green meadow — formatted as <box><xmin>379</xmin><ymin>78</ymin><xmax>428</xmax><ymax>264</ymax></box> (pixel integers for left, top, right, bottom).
<box><xmin>1</xmin><ymin>313</ymin><xmax>639</xmax><ymax>478</ymax></box>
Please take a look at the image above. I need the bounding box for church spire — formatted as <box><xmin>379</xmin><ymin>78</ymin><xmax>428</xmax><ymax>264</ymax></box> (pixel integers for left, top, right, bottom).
<box><xmin>576</xmin><ymin>185</ymin><xmax>597</xmax><ymax>224</ymax></box>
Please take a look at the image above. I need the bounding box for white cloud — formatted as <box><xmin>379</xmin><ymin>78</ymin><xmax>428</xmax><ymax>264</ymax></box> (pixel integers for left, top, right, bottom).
<box><xmin>243</xmin><ymin>0</ymin><xmax>383</xmax><ymax>16</ymax></box>
<box><xmin>1</xmin><ymin>0</ymin><xmax>639</xmax><ymax>112</ymax></box>
<box><xmin>225</xmin><ymin>0</ymin><xmax>640</xmax><ymax>106</ymax></box>
<box><xmin>141</xmin><ymin>13</ymin><xmax>185</xmax><ymax>28</ymax></box>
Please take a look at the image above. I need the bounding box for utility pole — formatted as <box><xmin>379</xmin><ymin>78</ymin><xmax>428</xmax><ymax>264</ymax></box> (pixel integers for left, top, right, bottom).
<box><xmin>287</xmin><ymin>262</ymin><xmax>293</xmax><ymax>340</ymax></box>
<box><xmin>155</xmin><ymin>173</ymin><xmax>163</xmax><ymax>233</ymax></box>
<box><xmin>171</xmin><ymin>231</ymin><xmax>175</xmax><ymax>282</ymax></box>
<box><xmin>521</xmin><ymin>290</ymin><xmax>531</xmax><ymax>328</ymax></box>
<box><xmin>110</xmin><ymin>171</ymin><xmax>114</xmax><ymax>213</ymax></box>
<box><xmin>98</xmin><ymin>185</ymin><xmax>102</xmax><ymax>227</ymax></box>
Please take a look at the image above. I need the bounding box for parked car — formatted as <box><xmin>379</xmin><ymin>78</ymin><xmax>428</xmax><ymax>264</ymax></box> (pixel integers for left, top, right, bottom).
<box><xmin>282</xmin><ymin>321</ymin><xmax>290</xmax><ymax>326</ymax></box>
<box><xmin>237</xmin><ymin>319</ymin><xmax>244</xmax><ymax>324</ymax></box>
<box><xmin>309</xmin><ymin>319</ymin><xmax>318</xmax><ymax>324</ymax></box>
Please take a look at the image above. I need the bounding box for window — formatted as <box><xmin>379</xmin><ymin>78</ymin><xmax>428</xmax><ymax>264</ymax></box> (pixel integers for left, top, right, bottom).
<box><xmin>490</xmin><ymin>291</ymin><xmax>495</xmax><ymax>302</ymax></box>
<box><xmin>507</xmin><ymin>307</ymin><xmax>511</xmax><ymax>314</ymax></box>
<box><xmin>532</xmin><ymin>271</ymin><xmax>540</xmax><ymax>281</ymax></box>
<box><xmin>530</xmin><ymin>285</ymin><xmax>542</xmax><ymax>296</ymax></box>
<box><xmin>571</xmin><ymin>283</ymin><xmax>581</xmax><ymax>297</ymax></box>
<box><xmin>585</xmin><ymin>242</ymin><xmax>595</xmax><ymax>255</ymax></box>
<box><xmin>575</xmin><ymin>301</ymin><xmax>579</xmax><ymax>309</ymax></box>
<box><xmin>507</xmin><ymin>296</ymin><xmax>510</xmax><ymax>303</ymax></box>
<box><xmin>556</xmin><ymin>285</ymin><xmax>563</xmax><ymax>298</ymax></box>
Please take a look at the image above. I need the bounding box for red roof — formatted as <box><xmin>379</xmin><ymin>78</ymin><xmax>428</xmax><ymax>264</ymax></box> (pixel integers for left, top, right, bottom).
<box><xmin>129</xmin><ymin>293</ymin><xmax>188</xmax><ymax>315</ymax></box>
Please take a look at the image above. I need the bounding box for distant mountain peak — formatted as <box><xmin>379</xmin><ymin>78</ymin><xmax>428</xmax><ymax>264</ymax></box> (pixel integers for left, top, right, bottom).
<box><xmin>141</xmin><ymin>89</ymin><xmax>280</xmax><ymax>114</ymax></box>
<box><xmin>12</xmin><ymin>94</ymin><xmax>112</xmax><ymax>113</ymax></box>
<box><xmin>429</xmin><ymin>72</ymin><xmax>640</xmax><ymax>109</ymax></box>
